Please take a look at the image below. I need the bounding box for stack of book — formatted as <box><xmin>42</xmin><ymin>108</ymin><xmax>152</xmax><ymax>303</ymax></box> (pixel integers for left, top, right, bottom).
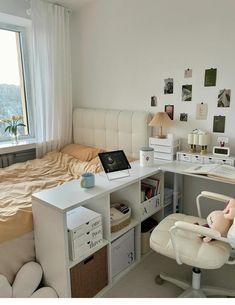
<box><xmin>141</xmin><ymin>177</ymin><xmax>160</xmax><ymax>202</ymax></box>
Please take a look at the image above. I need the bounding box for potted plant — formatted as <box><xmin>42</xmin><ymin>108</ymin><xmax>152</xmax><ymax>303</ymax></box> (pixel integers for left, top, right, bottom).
<box><xmin>0</xmin><ymin>115</ymin><xmax>26</xmax><ymax>144</ymax></box>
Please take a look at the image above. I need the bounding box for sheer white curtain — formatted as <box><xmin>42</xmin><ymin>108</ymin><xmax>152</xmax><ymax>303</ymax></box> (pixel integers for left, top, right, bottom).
<box><xmin>31</xmin><ymin>0</ymin><xmax>72</xmax><ymax>157</ymax></box>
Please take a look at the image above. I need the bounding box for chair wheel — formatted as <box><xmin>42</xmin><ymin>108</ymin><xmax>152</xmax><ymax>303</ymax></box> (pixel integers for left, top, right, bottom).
<box><xmin>155</xmin><ymin>275</ymin><xmax>164</xmax><ymax>285</ymax></box>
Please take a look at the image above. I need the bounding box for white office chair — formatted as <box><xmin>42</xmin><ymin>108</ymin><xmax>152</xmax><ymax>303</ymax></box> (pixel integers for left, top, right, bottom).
<box><xmin>150</xmin><ymin>191</ymin><xmax>235</xmax><ymax>298</ymax></box>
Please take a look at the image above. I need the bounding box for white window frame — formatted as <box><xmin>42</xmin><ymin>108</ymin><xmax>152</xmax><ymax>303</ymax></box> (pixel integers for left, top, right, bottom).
<box><xmin>0</xmin><ymin>13</ymin><xmax>34</xmax><ymax>143</ymax></box>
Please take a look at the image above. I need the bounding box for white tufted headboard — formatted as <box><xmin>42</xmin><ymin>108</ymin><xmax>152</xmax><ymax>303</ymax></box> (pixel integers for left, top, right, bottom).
<box><xmin>73</xmin><ymin>108</ymin><xmax>151</xmax><ymax>159</ymax></box>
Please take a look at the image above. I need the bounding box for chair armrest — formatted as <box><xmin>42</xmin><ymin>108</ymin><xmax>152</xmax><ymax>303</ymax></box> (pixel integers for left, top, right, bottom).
<box><xmin>196</xmin><ymin>191</ymin><xmax>232</xmax><ymax>218</ymax></box>
<box><xmin>174</xmin><ymin>221</ymin><xmax>221</xmax><ymax>239</ymax></box>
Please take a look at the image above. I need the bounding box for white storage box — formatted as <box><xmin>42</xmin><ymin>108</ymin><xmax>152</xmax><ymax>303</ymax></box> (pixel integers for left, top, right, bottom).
<box><xmin>140</xmin><ymin>194</ymin><xmax>161</xmax><ymax>220</ymax></box>
<box><xmin>153</xmin><ymin>151</ymin><xmax>175</xmax><ymax>161</ymax></box>
<box><xmin>150</xmin><ymin>145</ymin><xmax>178</xmax><ymax>154</ymax></box>
<box><xmin>177</xmin><ymin>152</ymin><xmax>192</xmax><ymax>162</ymax></box>
<box><xmin>67</xmin><ymin>206</ymin><xmax>102</xmax><ymax>240</ymax></box>
<box><xmin>73</xmin><ymin>225</ymin><xmax>103</xmax><ymax>249</ymax></box>
<box><xmin>111</xmin><ymin>228</ymin><xmax>135</xmax><ymax>277</ymax></box>
<box><xmin>67</xmin><ymin>206</ymin><xmax>103</xmax><ymax>261</ymax></box>
<box><xmin>149</xmin><ymin>137</ymin><xmax>179</xmax><ymax>147</ymax></box>
<box><xmin>149</xmin><ymin>137</ymin><xmax>180</xmax><ymax>161</ymax></box>
<box><xmin>191</xmin><ymin>155</ymin><xmax>204</xmax><ymax>163</ymax></box>
<box><xmin>71</xmin><ymin>231</ymin><xmax>103</xmax><ymax>261</ymax></box>
<box><xmin>177</xmin><ymin>151</ymin><xmax>235</xmax><ymax>166</ymax></box>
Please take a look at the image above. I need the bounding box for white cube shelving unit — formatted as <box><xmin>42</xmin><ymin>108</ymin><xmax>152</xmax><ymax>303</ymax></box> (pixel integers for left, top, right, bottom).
<box><xmin>32</xmin><ymin>162</ymin><xmax>165</xmax><ymax>298</ymax></box>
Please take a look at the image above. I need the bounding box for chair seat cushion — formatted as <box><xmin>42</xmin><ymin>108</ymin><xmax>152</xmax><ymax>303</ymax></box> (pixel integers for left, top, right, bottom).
<box><xmin>150</xmin><ymin>213</ymin><xmax>231</xmax><ymax>269</ymax></box>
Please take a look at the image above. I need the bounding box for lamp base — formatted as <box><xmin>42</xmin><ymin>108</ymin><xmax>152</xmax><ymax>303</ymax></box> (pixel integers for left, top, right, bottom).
<box><xmin>156</xmin><ymin>135</ymin><xmax>167</xmax><ymax>139</ymax></box>
<box><xmin>200</xmin><ymin>145</ymin><xmax>208</xmax><ymax>155</ymax></box>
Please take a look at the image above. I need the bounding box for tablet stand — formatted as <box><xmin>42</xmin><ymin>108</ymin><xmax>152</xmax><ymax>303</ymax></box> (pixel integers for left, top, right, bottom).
<box><xmin>106</xmin><ymin>169</ymin><xmax>130</xmax><ymax>181</ymax></box>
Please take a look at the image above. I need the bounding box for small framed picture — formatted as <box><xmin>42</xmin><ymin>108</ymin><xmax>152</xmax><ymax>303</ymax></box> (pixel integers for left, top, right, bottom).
<box><xmin>164</xmin><ymin>78</ymin><xmax>173</xmax><ymax>94</ymax></box>
<box><xmin>213</xmin><ymin>116</ymin><xmax>225</xmax><ymax>133</ymax></box>
<box><xmin>151</xmin><ymin>96</ymin><xmax>157</xmax><ymax>107</ymax></box>
<box><xmin>180</xmin><ymin>113</ymin><xmax>188</xmax><ymax>122</ymax></box>
<box><xmin>182</xmin><ymin>85</ymin><xmax>192</xmax><ymax>101</ymax></box>
<box><xmin>184</xmin><ymin>69</ymin><xmax>192</xmax><ymax>78</ymax></box>
<box><xmin>217</xmin><ymin>89</ymin><xmax>231</xmax><ymax>107</ymax></box>
<box><xmin>165</xmin><ymin>104</ymin><xmax>174</xmax><ymax>120</ymax></box>
<box><xmin>204</xmin><ymin>68</ymin><xmax>217</xmax><ymax>87</ymax></box>
<box><xmin>196</xmin><ymin>103</ymin><xmax>208</xmax><ymax>120</ymax></box>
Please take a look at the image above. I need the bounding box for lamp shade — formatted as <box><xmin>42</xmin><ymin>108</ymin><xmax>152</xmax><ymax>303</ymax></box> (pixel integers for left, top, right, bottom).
<box><xmin>198</xmin><ymin>134</ymin><xmax>210</xmax><ymax>146</ymax></box>
<box><xmin>149</xmin><ymin>112</ymin><xmax>172</xmax><ymax>127</ymax></box>
<box><xmin>149</xmin><ymin>112</ymin><xmax>172</xmax><ymax>138</ymax></box>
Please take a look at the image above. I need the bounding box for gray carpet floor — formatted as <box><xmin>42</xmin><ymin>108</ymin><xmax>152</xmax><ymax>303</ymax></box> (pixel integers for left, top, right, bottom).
<box><xmin>102</xmin><ymin>251</ymin><xmax>235</xmax><ymax>298</ymax></box>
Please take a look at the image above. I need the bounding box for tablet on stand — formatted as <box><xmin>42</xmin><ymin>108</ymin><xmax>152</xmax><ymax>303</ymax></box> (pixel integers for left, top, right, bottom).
<box><xmin>98</xmin><ymin>150</ymin><xmax>131</xmax><ymax>181</ymax></box>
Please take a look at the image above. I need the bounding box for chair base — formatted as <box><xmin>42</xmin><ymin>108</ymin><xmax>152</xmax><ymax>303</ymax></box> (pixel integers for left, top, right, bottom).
<box><xmin>156</xmin><ymin>269</ymin><xmax>235</xmax><ymax>298</ymax></box>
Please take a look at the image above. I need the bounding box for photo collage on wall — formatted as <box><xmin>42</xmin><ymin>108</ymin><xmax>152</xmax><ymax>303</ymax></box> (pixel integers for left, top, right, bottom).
<box><xmin>149</xmin><ymin>67</ymin><xmax>230</xmax><ymax>134</ymax></box>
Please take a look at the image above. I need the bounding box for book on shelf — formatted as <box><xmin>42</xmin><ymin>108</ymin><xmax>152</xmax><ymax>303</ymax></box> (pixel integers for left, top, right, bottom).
<box><xmin>141</xmin><ymin>178</ymin><xmax>160</xmax><ymax>200</ymax></box>
<box><xmin>184</xmin><ymin>164</ymin><xmax>235</xmax><ymax>182</ymax></box>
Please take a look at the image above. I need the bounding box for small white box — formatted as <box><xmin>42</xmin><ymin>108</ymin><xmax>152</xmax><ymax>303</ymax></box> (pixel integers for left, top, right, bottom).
<box><xmin>150</xmin><ymin>145</ymin><xmax>178</xmax><ymax>154</ymax></box>
<box><xmin>71</xmin><ymin>232</ymin><xmax>103</xmax><ymax>261</ymax></box>
<box><xmin>67</xmin><ymin>206</ymin><xmax>103</xmax><ymax>261</ymax></box>
<box><xmin>177</xmin><ymin>152</ymin><xmax>191</xmax><ymax>162</ymax></box>
<box><xmin>73</xmin><ymin>225</ymin><xmax>103</xmax><ymax>249</ymax></box>
<box><xmin>214</xmin><ymin>158</ymin><xmax>234</xmax><ymax>166</ymax></box>
<box><xmin>149</xmin><ymin>137</ymin><xmax>179</xmax><ymax>147</ymax></box>
<box><xmin>153</xmin><ymin>151</ymin><xmax>176</xmax><ymax>161</ymax></box>
<box><xmin>67</xmin><ymin>206</ymin><xmax>102</xmax><ymax>240</ymax></box>
<box><xmin>203</xmin><ymin>156</ymin><xmax>215</xmax><ymax>164</ymax></box>
<box><xmin>191</xmin><ymin>155</ymin><xmax>204</xmax><ymax>163</ymax></box>
<box><xmin>111</xmin><ymin>229</ymin><xmax>135</xmax><ymax>277</ymax></box>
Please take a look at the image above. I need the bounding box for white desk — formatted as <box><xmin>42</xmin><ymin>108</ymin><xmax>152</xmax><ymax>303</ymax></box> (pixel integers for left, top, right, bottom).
<box><xmin>159</xmin><ymin>161</ymin><xmax>235</xmax><ymax>216</ymax></box>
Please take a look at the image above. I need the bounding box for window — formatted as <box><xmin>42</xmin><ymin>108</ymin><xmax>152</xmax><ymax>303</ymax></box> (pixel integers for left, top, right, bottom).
<box><xmin>0</xmin><ymin>22</ymin><xmax>33</xmax><ymax>141</ymax></box>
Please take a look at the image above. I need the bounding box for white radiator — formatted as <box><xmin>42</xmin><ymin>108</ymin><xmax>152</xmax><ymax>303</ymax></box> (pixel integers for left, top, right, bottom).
<box><xmin>0</xmin><ymin>149</ymin><xmax>36</xmax><ymax>168</ymax></box>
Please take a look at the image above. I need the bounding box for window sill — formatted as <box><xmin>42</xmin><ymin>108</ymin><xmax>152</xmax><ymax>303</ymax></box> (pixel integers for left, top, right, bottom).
<box><xmin>0</xmin><ymin>138</ymin><xmax>36</xmax><ymax>154</ymax></box>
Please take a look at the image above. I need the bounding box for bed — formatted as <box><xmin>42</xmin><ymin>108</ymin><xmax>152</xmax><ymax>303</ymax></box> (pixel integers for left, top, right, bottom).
<box><xmin>0</xmin><ymin>108</ymin><xmax>150</xmax><ymax>284</ymax></box>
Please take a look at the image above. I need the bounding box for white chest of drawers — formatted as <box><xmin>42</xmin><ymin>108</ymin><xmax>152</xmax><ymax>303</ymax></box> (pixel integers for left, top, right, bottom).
<box><xmin>149</xmin><ymin>137</ymin><xmax>180</xmax><ymax>161</ymax></box>
<box><xmin>177</xmin><ymin>151</ymin><xmax>235</xmax><ymax>166</ymax></box>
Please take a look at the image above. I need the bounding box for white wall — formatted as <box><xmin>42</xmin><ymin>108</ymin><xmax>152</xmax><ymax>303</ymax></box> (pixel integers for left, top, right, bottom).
<box><xmin>0</xmin><ymin>0</ymin><xmax>29</xmax><ymax>19</ymax></box>
<box><xmin>71</xmin><ymin>0</ymin><xmax>235</xmax><ymax>152</ymax></box>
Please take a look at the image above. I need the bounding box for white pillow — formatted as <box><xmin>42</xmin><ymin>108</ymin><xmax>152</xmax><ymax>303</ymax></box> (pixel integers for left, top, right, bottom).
<box><xmin>0</xmin><ymin>274</ymin><xmax>12</xmax><ymax>298</ymax></box>
<box><xmin>12</xmin><ymin>262</ymin><xmax>42</xmax><ymax>298</ymax></box>
<box><xmin>30</xmin><ymin>287</ymin><xmax>58</xmax><ymax>298</ymax></box>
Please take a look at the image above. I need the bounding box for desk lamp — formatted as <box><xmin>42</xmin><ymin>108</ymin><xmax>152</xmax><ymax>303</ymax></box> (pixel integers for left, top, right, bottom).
<box><xmin>149</xmin><ymin>112</ymin><xmax>172</xmax><ymax>138</ymax></box>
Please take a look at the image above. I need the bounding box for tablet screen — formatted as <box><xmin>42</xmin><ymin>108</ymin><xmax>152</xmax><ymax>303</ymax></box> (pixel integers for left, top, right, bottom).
<box><xmin>98</xmin><ymin>150</ymin><xmax>131</xmax><ymax>173</ymax></box>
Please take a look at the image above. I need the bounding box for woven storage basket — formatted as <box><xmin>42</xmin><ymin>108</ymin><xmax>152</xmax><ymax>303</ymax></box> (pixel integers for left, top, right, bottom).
<box><xmin>111</xmin><ymin>202</ymin><xmax>131</xmax><ymax>233</ymax></box>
